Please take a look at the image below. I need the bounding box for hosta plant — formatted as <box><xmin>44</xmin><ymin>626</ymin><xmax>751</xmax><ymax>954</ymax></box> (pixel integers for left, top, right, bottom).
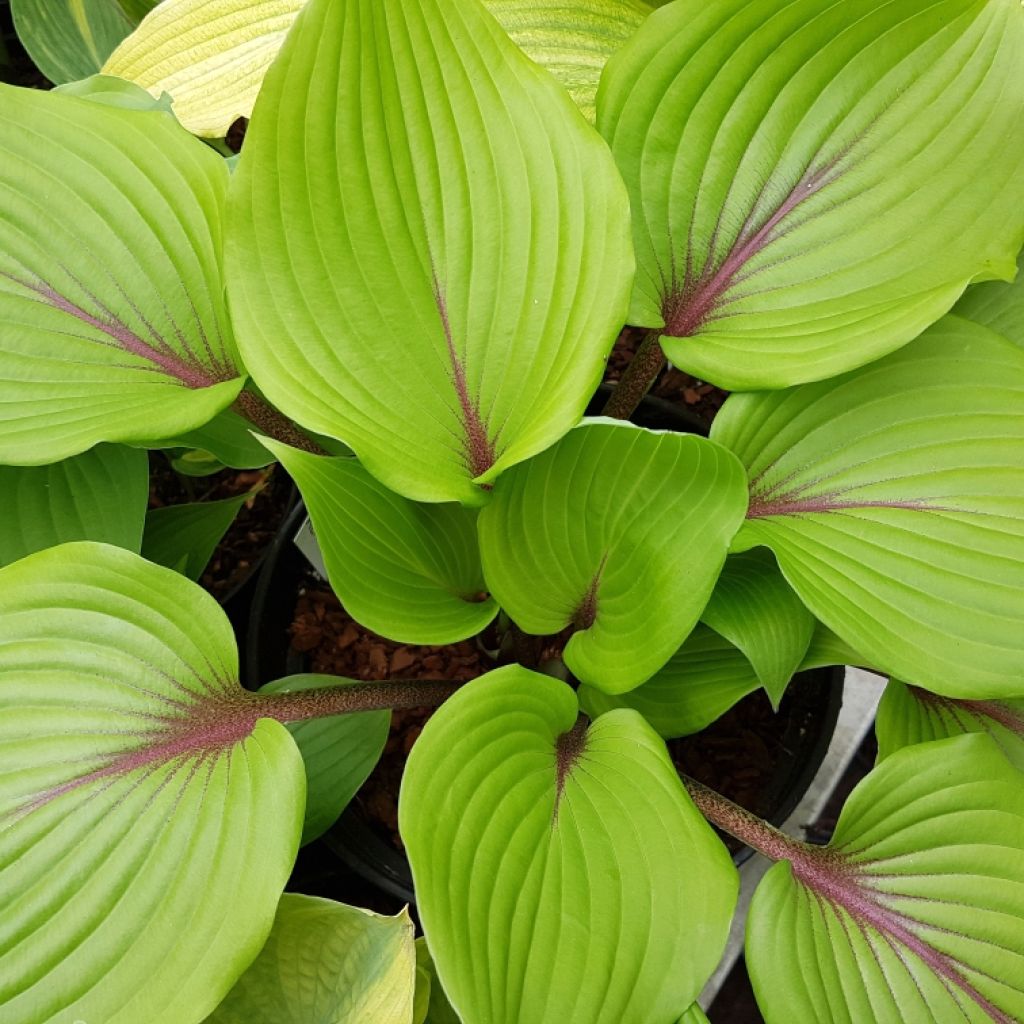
<box><xmin>2</xmin><ymin>0</ymin><xmax>1024</xmax><ymax>1022</ymax></box>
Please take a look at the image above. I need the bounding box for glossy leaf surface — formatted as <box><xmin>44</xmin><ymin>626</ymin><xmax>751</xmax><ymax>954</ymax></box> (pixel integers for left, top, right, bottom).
<box><xmin>599</xmin><ymin>0</ymin><xmax>1024</xmax><ymax>388</ymax></box>
<box><xmin>264</xmin><ymin>440</ymin><xmax>498</xmax><ymax>644</ymax></box>
<box><xmin>204</xmin><ymin>895</ymin><xmax>416</xmax><ymax>1023</ymax></box>
<box><xmin>747</xmin><ymin>735</ymin><xmax>1024</xmax><ymax>1023</ymax></box>
<box><xmin>141</xmin><ymin>494</ymin><xmax>248</xmax><ymax>581</ymax></box>
<box><xmin>0</xmin><ymin>444</ymin><xmax>148</xmax><ymax>566</ymax></box>
<box><xmin>713</xmin><ymin>320</ymin><xmax>1024</xmax><ymax>698</ymax></box>
<box><xmin>103</xmin><ymin>0</ymin><xmax>306</xmax><ymax>136</ymax></box>
<box><xmin>0</xmin><ymin>543</ymin><xmax>304</xmax><ymax>1024</ymax></box>
<box><xmin>401</xmin><ymin>666</ymin><xmax>738</xmax><ymax>1024</ymax></box>
<box><xmin>259</xmin><ymin>674</ymin><xmax>389</xmax><ymax>846</ymax></box>
<box><xmin>876</xmin><ymin>679</ymin><xmax>1024</xmax><ymax>772</ymax></box>
<box><xmin>0</xmin><ymin>86</ymin><xmax>242</xmax><ymax>464</ymax></box>
<box><xmin>229</xmin><ymin>0</ymin><xmax>633</xmax><ymax>504</ymax></box>
<box><xmin>479</xmin><ymin>421</ymin><xmax>747</xmax><ymax>693</ymax></box>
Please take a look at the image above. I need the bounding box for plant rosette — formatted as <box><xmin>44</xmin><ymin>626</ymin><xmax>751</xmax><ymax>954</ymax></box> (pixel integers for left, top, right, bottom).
<box><xmin>2</xmin><ymin>0</ymin><xmax>1024</xmax><ymax>1023</ymax></box>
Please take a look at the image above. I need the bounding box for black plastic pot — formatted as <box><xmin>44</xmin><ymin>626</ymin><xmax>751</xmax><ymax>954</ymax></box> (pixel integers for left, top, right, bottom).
<box><xmin>247</xmin><ymin>390</ymin><xmax>843</xmax><ymax>901</ymax></box>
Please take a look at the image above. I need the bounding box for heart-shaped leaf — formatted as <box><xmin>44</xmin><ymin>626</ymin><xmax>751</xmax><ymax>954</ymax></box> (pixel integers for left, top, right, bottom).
<box><xmin>712</xmin><ymin>319</ymin><xmax>1024</xmax><ymax>698</ymax></box>
<box><xmin>142</xmin><ymin>493</ymin><xmax>249</xmax><ymax>581</ymax></box>
<box><xmin>228</xmin><ymin>0</ymin><xmax>633</xmax><ymax>504</ymax></box>
<box><xmin>478</xmin><ymin>420</ymin><xmax>748</xmax><ymax>693</ymax></box>
<box><xmin>700</xmin><ymin>548</ymin><xmax>814</xmax><ymax>707</ymax></box>
<box><xmin>954</xmin><ymin>248</ymin><xmax>1024</xmax><ymax>351</ymax></box>
<box><xmin>0</xmin><ymin>444</ymin><xmax>148</xmax><ymax>567</ymax></box>
<box><xmin>259</xmin><ymin>675</ymin><xmax>389</xmax><ymax>845</ymax></box>
<box><xmin>103</xmin><ymin>0</ymin><xmax>306</xmax><ymax>137</ymax></box>
<box><xmin>0</xmin><ymin>542</ymin><xmax>305</xmax><ymax>1024</ymax></box>
<box><xmin>579</xmin><ymin>623</ymin><xmax>759</xmax><ymax>738</ymax></box>
<box><xmin>598</xmin><ymin>0</ymin><xmax>1024</xmax><ymax>388</ymax></box>
<box><xmin>876</xmin><ymin>679</ymin><xmax>1024</xmax><ymax>772</ymax></box>
<box><xmin>204</xmin><ymin>895</ymin><xmax>416</xmax><ymax>1023</ymax></box>
<box><xmin>0</xmin><ymin>85</ymin><xmax>243</xmax><ymax>464</ymax></box>
<box><xmin>400</xmin><ymin>666</ymin><xmax>738</xmax><ymax>1024</ymax></box>
<box><xmin>746</xmin><ymin>734</ymin><xmax>1024</xmax><ymax>1023</ymax></box>
<box><xmin>263</xmin><ymin>439</ymin><xmax>498</xmax><ymax>644</ymax></box>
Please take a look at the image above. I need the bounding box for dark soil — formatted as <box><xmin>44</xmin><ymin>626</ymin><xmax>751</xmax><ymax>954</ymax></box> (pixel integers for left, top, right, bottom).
<box><xmin>148</xmin><ymin>453</ymin><xmax>293</xmax><ymax>601</ymax></box>
<box><xmin>0</xmin><ymin>11</ymin><xmax>51</xmax><ymax>90</ymax></box>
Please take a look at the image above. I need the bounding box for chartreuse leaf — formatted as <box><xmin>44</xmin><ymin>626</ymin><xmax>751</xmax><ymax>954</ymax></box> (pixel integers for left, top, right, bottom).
<box><xmin>229</xmin><ymin>0</ymin><xmax>633</xmax><ymax>505</ymax></box>
<box><xmin>259</xmin><ymin>674</ymin><xmax>389</xmax><ymax>846</ymax></box>
<box><xmin>712</xmin><ymin>320</ymin><xmax>1024</xmax><ymax>699</ymax></box>
<box><xmin>204</xmin><ymin>895</ymin><xmax>416</xmax><ymax>1023</ymax></box>
<box><xmin>484</xmin><ymin>0</ymin><xmax>651</xmax><ymax>123</ymax></box>
<box><xmin>263</xmin><ymin>439</ymin><xmax>498</xmax><ymax>644</ymax></box>
<box><xmin>579</xmin><ymin>624</ymin><xmax>759</xmax><ymax>738</ymax></box>
<box><xmin>746</xmin><ymin>735</ymin><xmax>1024</xmax><ymax>1023</ymax></box>
<box><xmin>142</xmin><ymin>494</ymin><xmax>248</xmax><ymax>581</ymax></box>
<box><xmin>0</xmin><ymin>85</ymin><xmax>243</xmax><ymax>465</ymax></box>
<box><xmin>876</xmin><ymin>679</ymin><xmax>1024</xmax><ymax>772</ymax></box>
<box><xmin>954</xmin><ymin>248</ymin><xmax>1024</xmax><ymax>351</ymax></box>
<box><xmin>598</xmin><ymin>0</ymin><xmax>1024</xmax><ymax>389</ymax></box>
<box><xmin>55</xmin><ymin>73</ymin><xmax>174</xmax><ymax>111</ymax></box>
<box><xmin>103</xmin><ymin>0</ymin><xmax>306</xmax><ymax>137</ymax></box>
<box><xmin>798</xmin><ymin>622</ymin><xmax>870</xmax><ymax>672</ymax></box>
<box><xmin>0</xmin><ymin>444</ymin><xmax>148</xmax><ymax>566</ymax></box>
<box><xmin>0</xmin><ymin>542</ymin><xmax>304</xmax><ymax>1024</ymax></box>
<box><xmin>401</xmin><ymin>666</ymin><xmax>738</xmax><ymax>1024</ymax></box>
<box><xmin>676</xmin><ymin>1007</ymin><xmax>710</xmax><ymax>1024</ymax></box>
<box><xmin>141</xmin><ymin>407</ymin><xmax>276</xmax><ymax>470</ymax></box>
<box><xmin>700</xmin><ymin>548</ymin><xmax>814</xmax><ymax>707</ymax></box>
<box><xmin>478</xmin><ymin>421</ymin><xmax>747</xmax><ymax>693</ymax></box>
<box><xmin>414</xmin><ymin>940</ymin><xmax>460</xmax><ymax>1024</ymax></box>
<box><xmin>10</xmin><ymin>0</ymin><xmax>134</xmax><ymax>83</ymax></box>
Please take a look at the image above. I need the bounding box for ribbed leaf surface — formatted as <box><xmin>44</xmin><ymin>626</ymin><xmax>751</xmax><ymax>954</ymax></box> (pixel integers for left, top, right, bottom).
<box><xmin>0</xmin><ymin>444</ymin><xmax>148</xmax><ymax>566</ymax></box>
<box><xmin>259</xmin><ymin>674</ymin><xmax>389</xmax><ymax>846</ymax></box>
<box><xmin>954</xmin><ymin>249</ymin><xmax>1024</xmax><ymax>351</ymax></box>
<box><xmin>228</xmin><ymin>0</ymin><xmax>633</xmax><ymax>504</ymax></box>
<box><xmin>204</xmin><ymin>896</ymin><xmax>416</xmax><ymax>1023</ymax></box>
<box><xmin>599</xmin><ymin>0</ymin><xmax>1024</xmax><ymax>388</ymax></box>
<box><xmin>877</xmin><ymin>679</ymin><xmax>1024</xmax><ymax>772</ymax></box>
<box><xmin>579</xmin><ymin>624</ymin><xmax>759</xmax><ymax>738</ymax></box>
<box><xmin>400</xmin><ymin>666</ymin><xmax>738</xmax><ymax>1024</ymax></box>
<box><xmin>712</xmin><ymin>320</ymin><xmax>1024</xmax><ymax>698</ymax></box>
<box><xmin>747</xmin><ymin>735</ymin><xmax>1024</xmax><ymax>1023</ymax></box>
<box><xmin>0</xmin><ymin>86</ymin><xmax>242</xmax><ymax>464</ymax></box>
<box><xmin>264</xmin><ymin>440</ymin><xmax>498</xmax><ymax>644</ymax></box>
<box><xmin>478</xmin><ymin>421</ymin><xmax>748</xmax><ymax>693</ymax></box>
<box><xmin>103</xmin><ymin>0</ymin><xmax>306</xmax><ymax>136</ymax></box>
<box><xmin>0</xmin><ymin>543</ymin><xmax>304</xmax><ymax>1024</ymax></box>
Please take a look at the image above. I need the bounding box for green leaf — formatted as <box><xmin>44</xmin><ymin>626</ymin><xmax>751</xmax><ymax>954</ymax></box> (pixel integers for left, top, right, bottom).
<box><xmin>103</xmin><ymin>0</ymin><xmax>306</xmax><ymax>137</ymax></box>
<box><xmin>954</xmin><ymin>247</ymin><xmax>1024</xmax><ymax>351</ymax></box>
<box><xmin>876</xmin><ymin>678</ymin><xmax>1024</xmax><ymax>773</ymax></box>
<box><xmin>598</xmin><ymin>0</ymin><xmax>1024</xmax><ymax>389</ymax></box>
<box><xmin>400</xmin><ymin>665</ymin><xmax>738</xmax><ymax>1024</ymax></box>
<box><xmin>700</xmin><ymin>548</ymin><xmax>814</xmax><ymax>707</ymax></box>
<box><xmin>0</xmin><ymin>444</ymin><xmax>148</xmax><ymax>567</ymax></box>
<box><xmin>229</xmin><ymin>0</ymin><xmax>633</xmax><ymax>505</ymax></box>
<box><xmin>484</xmin><ymin>0</ymin><xmax>651</xmax><ymax>123</ymax></box>
<box><xmin>0</xmin><ymin>542</ymin><xmax>305</xmax><ymax>1024</ymax></box>
<box><xmin>0</xmin><ymin>85</ymin><xmax>243</xmax><ymax>465</ymax></box>
<box><xmin>259</xmin><ymin>674</ymin><xmax>389</xmax><ymax>846</ymax></box>
<box><xmin>746</xmin><ymin>734</ymin><xmax>1024</xmax><ymax>1023</ymax></box>
<box><xmin>11</xmin><ymin>0</ymin><xmax>134</xmax><ymax>83</ymax></box>
<box><xmin>676</xmin><ymin>1007</ymin><xmax>710</xmax><ymax>1024</ymax></box>
<box><xmin>55</xmin><ymin>73</ymin><xmax>174</xmax><ymax>111</ymax></box>
<box><xmin>478</xmin><ymin>421</ymin><xmax>748</xmax><ymax>693</ymax></box>
<box><xmin>414</xmin><ymin>940</ymin><xmax>460</xmax><ymax>1024</ymax></box>
<box><xmin>141</xmin><ymin>493</ymin><xmax>248</xmax><ymax>581</ymax></box>
<box><xmin>797</xmin><ymin>621</ymin><xmax>870</xmax><ymax>672</ymax></box>
<box><xmin>579</xmin><ymin>623</ymin><xmax>759</xmax><ymax>738</ymax></box>
<box><xmin>712</xmin><ymin>319</ymin><xmax>1024</xmax><ymax>699</ymax></box>
<box><xmin>140</xmin><ymin>407</ymin><xmax>277</xmax><ymax>470</ymax></box>
<box><xmin>204</xmin><ymin>895</ymin><xmax>417</xmax><ymax>1023</ymax></box>
<box><xmin>263</xmin><ymin>439</ymin><xmax>499</xmax><ymax>645</ymax></box>
<box><xmin>118</xmin><ymin>0</ymin><xmax>161</xmax><ymax>21</ymax></box>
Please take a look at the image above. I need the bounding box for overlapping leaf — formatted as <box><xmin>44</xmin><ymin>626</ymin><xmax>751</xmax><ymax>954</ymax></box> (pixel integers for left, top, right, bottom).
<box><xmin>103</xmin><ymin>0</ymin><xmax>306</xmax><ymax>136</ymax></box>
<box><xmin>264</xmin><ymin>440</ymin><xmax>498</xmax><ymax>644</ymax></box>
<box><xmin>954</xmin><ymin>248</ymin><xmax>1024</xmax><ymax>351</ymax></box>
<box><xmin>876</xmin><ymin>679</ymin><xmax>1024</xmax><ymax>772</ymax></box>
<box><xmin>747</xmin><ymin>735</ymin><xmax>1024</xmax><ymax>1023</ymax></box>
<box><xmin>229</xmin><ymin>0</ymin><xmax>633</xmax><ymax>504</ymax></box>
<box><xmin>712</xmin><ymin>320</ymin><xmax>1024</xmax><ymax>698</ymax></box>
<box><xmin>0</xmin><ymin>543</ymin><xmax>304</xmax><ymax>1024</ymax></box>
<box><xmin>140</xmin><ymin>407</ymin><xmax>277</xmax><ymax>470</ymax></box>
<box><xmin>0</xmin><ymin>85</ymin><xmax>243</xmax><ymax>464</ymax></box>
<box><xmin>401</xmin><ymin>666</ymin><xmax>738</xmax><ymax>1024</ymax></box>
<box><xmin>204</xmin><ymin>895</ymin><xmax>416</xmax><ymax>1023</ymax></box>
<box><xmin>598</xmin><ymin>0</ymin><xmax>1024</xmax><ymax>388</ymax></box>
<box><xmin>142</xmin><ymin>494</ymin><xmax>249</xmax><ymax>581</ymax></box>
<box><xmin>0</xmin><ymin>444</ymin><xmax>148</xmax><ymax>566</ymax></box>
<box><xmin>479</xmin><ymin>421</ymin><xmax>747</xmax><ymax>693</ymax></box>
